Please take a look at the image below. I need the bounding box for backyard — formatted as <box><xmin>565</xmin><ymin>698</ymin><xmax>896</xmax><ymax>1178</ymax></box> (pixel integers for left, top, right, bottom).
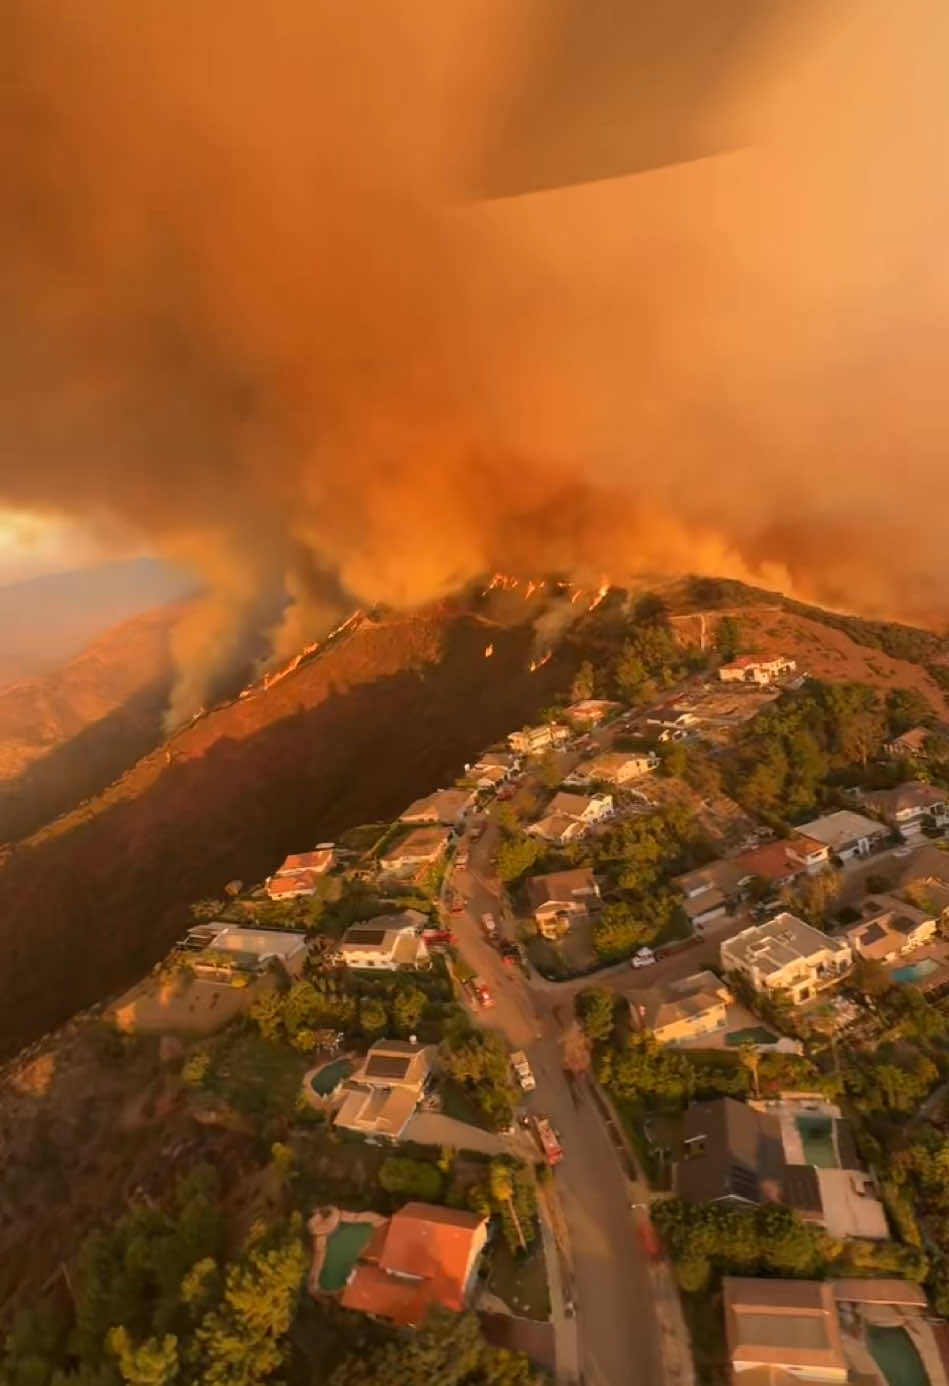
<box><xmin>485</xmin><ymin>1240</ymin><xmax>550</xmax><ymax>1321</ymax></box>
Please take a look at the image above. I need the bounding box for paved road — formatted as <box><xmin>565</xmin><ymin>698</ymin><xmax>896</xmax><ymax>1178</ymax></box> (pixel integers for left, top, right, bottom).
<box><xmin>447</xmin><ymin>820</ymin><xmax>665</xmax><ymax>1386</ymax></box>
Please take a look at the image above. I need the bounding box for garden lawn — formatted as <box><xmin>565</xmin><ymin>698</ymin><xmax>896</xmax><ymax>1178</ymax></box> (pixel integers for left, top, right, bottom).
<box><xmin>486</xmin><ymin>1241</ymin><xmax>550</xmax><ymax>1321</ymax></box>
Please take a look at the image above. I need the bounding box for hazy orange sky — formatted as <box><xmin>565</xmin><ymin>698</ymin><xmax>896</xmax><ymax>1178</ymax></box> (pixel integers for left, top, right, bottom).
<box><xmin>3</xmin><ymin>1</ymin><xmax>949</xmax><ymax>712</ymax></box>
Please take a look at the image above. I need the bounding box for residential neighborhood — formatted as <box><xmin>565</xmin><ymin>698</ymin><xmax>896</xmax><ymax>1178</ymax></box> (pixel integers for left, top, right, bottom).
<box><xmin>23</xmin><ymin>603</ymin><xmax>949</xmax><ymax>1386</ymax></box>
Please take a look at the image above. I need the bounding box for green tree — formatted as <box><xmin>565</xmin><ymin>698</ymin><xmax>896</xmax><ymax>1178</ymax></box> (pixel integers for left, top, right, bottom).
<box><xmin>592</xmin><ymin>903</ymin><xmax>651</xmax><ymax>961</ymax></box>
<box><xmin>379</xmin><ymin>1157</ymin><xmax>445</xmax><ymax>1202</ymax></box>
<box><xmin>658</xmin><ymin>741</ymin><xmax>687</xmax><ymax>778</ymax></box>
<box><xmin>391</xmin><ymin>987</ymin><xmax>427</xmax><ymax>1036</ymax></box>
<box><xmin>329</xmin><ymin>1309</ymin><xmax>538</xmax><ymax>1386</ymax></box>
<box><xmin>106</xmin><ymin>1329</ymin><xmax>178</xmax><ymax>1386</ymax></box>
<box><xmin>714</xmin><ymin>617</ymin><xmax>742</xmax><ymax>661</ymax></box>
<box><xmin>737</xmin><ymin>1042</ymin><xmax>761</xmax><ymax>1099</ymax></box>
<box><xmin>675</xmin><ymin>1256</ymin><xmax>710</xmax><ymax>1293</ymax></box>
<box><xmin>496</xmin><ymin>834</ymin><xmax>545</xmax><ymax>885</ymax></box>
<box><xmin>575</xmin><ymin>987</ymin><xmax>616</xmax><ymax>1042</ymax></box>
<box><xmin>488</xmin><ymin>1158</ymin><xmax>526</xmax><ymax>1252</ymax></box>
<box><xmin>886</xmin><ymin>687</ymin><xmax>932</xmax><ymax>737</ymax></box>
<box><xmin>359</xmin><ymin>999</ymin><xmax>389</xmax><ymax>1037</ymax></box>
<box><xmin>249</xmin><ymin>991</ymin><xmax>285</xmax><ymax>1043</ymax></box>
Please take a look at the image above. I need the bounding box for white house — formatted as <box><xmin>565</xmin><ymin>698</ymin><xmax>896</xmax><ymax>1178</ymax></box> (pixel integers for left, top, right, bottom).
<box><xmin>525</xmin><ymin>867</ymin><xmax>601</xmax><ymax>938</ymax></box>
<box><xmin>721</xmin><ymin>913</ymin><xmax>852</xmax><ymax>1004</ymax></box>
<box><xmin>545</xmin><ymin>791</ymin><xmax>613</xmax><ymax>824</ymax></box>
<box><xmin>265</xmin><ymin>845</ymin><xmax>335</xmax><ymax>899</ymax></box>
<box><xmin>860</xmin><ymin>782</ymin><xmax>949</xmax><ymax>837</ymax></box>
<box><xmin>580</xmin><ymin>751</ymin><xmax>658</xmax><ymax>785</ymax></box>
<box><xmin>338</xmin><ymin>911</ymin><xmax>430</xmax><ymax>970</ymax></box>
<box><xmin>507</xmin><ymin>724</ymin><xmax>570</xmax><ymax>756</ymax></box>
<box><xmin>718</xmin><ymin>656</ymin><xmax>796</xmax><ymax>685</ymax></box>
<box><xmin>399</xmin><ymin>788</ymin><xmax>476</xmax><ymax>826</ymax></box>
<box><xmin>795</xmin><ymin>810</ymin><xmax>889</xmax><ymax>862</ymax></box>
<box><xmin>379</xmin><ymin>826</ymin><xmax>452</xmax><ymax>875</ymax></box>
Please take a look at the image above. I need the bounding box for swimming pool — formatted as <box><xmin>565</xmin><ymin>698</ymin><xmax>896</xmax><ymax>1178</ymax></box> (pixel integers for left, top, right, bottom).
<box><xmin>867</xmin><ymin>1325</ymin><xmax>928</xmax><ymax>1386</ymax></box>
<box><xmin>725</xmin><ymin>1027</ymin><xmax>778</xmax><ymax>1047</ymax></box>
<box><xmin>319</xmin><ymin>1220</ymin><xmax>376</xmax><ymax>1291</ymax></box>
<box><xmin>891</xmin><ymin>958</ymin><xmax>940</xmax><ymax>985</ymax></box>
<box><xmin>309</xmin><ymin>1057</ymin><xmax>353</xmax><ymax>1097</ymax></box>
<box><xmin>796</xmin><ymin>1115</ymin><xmax>838</xmax><ymax>1168</ymax></box>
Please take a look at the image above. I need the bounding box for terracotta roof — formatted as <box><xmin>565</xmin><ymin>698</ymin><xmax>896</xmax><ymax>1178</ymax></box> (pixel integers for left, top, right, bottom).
<box><xmin>267</xmin><ymin>870</ymin><xmax>320</xmax><ymax>897</ymax></box>
<box><xmin>341</xmin><ymin>1203</ymin><xmax>486</xmax><ymax>1325</ymax></box>
<box><xmin>277</xmin><ymin>848</ymin><xmax>334</xmax><ymax>875</ymax></box>
<box><xmin>732</xmin><ymin>841</ymin><xmax>802</xmax><ymax>884</ymax></box>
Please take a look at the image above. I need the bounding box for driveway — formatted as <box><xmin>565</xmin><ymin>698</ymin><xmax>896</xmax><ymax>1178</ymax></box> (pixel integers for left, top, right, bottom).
<box><xmin>403</xmin><ymin>1112</ymin><xmax>535</xmax><ymax>1159</ymax></box>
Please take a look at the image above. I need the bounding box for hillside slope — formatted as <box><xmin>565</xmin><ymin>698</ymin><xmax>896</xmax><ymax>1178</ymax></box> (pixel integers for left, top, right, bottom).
<box><xmin>0</xmin><ymin>601</ymin><xmax>573</xmax><ymax>1057</ymax></box>
<box><xmin>0</xmin><ymin>605</ymin><xmax>180</xmax><ymax>844</ymax></box>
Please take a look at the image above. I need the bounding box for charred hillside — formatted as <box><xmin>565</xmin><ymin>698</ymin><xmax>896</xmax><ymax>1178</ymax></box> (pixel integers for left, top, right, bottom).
<box><xmin>0</xmin><ymin>601</ymin><xmax>577</xmax><ymax>1057</ymax></box>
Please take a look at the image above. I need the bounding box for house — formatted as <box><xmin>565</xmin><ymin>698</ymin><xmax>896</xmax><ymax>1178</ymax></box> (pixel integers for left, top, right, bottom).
<box><xmin>795</xmin><ymin>809</ymin><xmax>889</xmax><ymax>862</ymax></box>
<box><xmin>580</xmin><ymin>751</ymin><xmax>658</xmax><ymax>785</ymax></box>
<box><xmin>340</xmin><ymin>1202</ymin><xmax>488</xmax><ymax>1326</ymax></box>
<box><xmin>338</xmin><ymin>911</ymin><xmax>430</xmax><ymax>970</ymax></box>
<box><xmin>894</xmin><ymin>843</ymin><xmax>949</xmax><ymax>916</ymax></box>
<box><xmin>526</xmin><ymin>813</ymin><xmax>586</xmax><ymax>846</ymax></box>
<box><xmin>646</xmin><ymin>708</ymin><xmax>698</xmax><ymax>735</ymax></box>
<box><xmin>842</xmin><ymin>895</ymin><xmax>936</xmax><ymax>963</ymax></box>
<box><xmin>718</xmin><ymin>655</ymin><xmax>797</xmax><ymax>685</ymax></box>
<box><xmin>266</xmin><ymin>845</ymin><xmax>335</xmax><ymax>899</ymax></box>
<box><xmin>885</xmin><ymin>726</ymin><xmax>932</xmax><ymax>759</ymax></box>
<box><xmin>721</xmin><ymin>913</ymin><xmax>852</xmax><ymax>1005</ymax></box>
<box><xmin>187</xmin><ymin>925</ymin><xmax>308</xmax><ymax>980</ymax></box>
<box><xmin>507</xmin><ymin>723</ymin><xmax>570</xmax><ymax>756</ymax></box>
<box><xmin>860</xmin><ymin>781</ymin><xmax>949</xmax><ymax>837</ymax></box>
<box><xmin>333</xmin><ymin>1039</ymin><xmax>433</xmax><ymax>1139</ymax></box>
<box><xmin>731</xmin><ymin>835</ymin><xmax>831</xmax><ymax>889</ymax></box>
<box><xmin>722</xmin><ymin>1278</ymin><xmax>848</xmax><ymax>1383</ymax></box>
<box><xmin>750</xmin><ymin>1096</ymin><xmax>888</xmax><ymax>1239</ymax></box>
<box><xmin>632</xmin><ymin>971</ymin><xmax>733</xmax><ymax>1046</ymax></box>
<box><xmin>399</xmin><ymin>788</ymin><xmax>476</xmax><ymax>826</ymax></box>
<box><xmin>525</xmin><ymin>867</ymin><xmax>601</xmax><ymax>938</ymax></box>
<box><xmin>673</xmin><ymin>859</ymin><xmax>747</xmax><ymax>927</ymax></box>
<box><xmin>564</xmin><ymin>699</ymin><xmax>618</xmax><ymax>726</ymax></box>
<box><xmin>679</xmin><ymin>1096</ymin><xmax>887</xmax><ymax>1238</ymax></box>
<box><xmin>469</xmin><ymin>763</ymin><xmax>507</xmax><ymax>790</ymax></box>
<box><xmin>676</xmin><ymin>1098</ymin><xmax>814</xmax><ymax>1210</ymax></box>
<box><xmin>379</xmin><ymin>826</ymin><xmax>452</xmax><ymax>875</ymax></box>
<box><xmin>545</xmin><ymin>791</ymin><xmax>613</xmax><ymax>824</ymax></box>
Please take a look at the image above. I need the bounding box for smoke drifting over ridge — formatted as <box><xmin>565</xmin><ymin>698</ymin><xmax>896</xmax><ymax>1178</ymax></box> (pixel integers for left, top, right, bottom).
<box><xmin>4</xmin><ymin>1</ymin><xmax>949</xmax><ymax>719</ymax></box>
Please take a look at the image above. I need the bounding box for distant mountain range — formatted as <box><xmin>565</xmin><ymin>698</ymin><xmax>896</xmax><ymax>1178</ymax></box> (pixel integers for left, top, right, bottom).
<box><xmin>0</xmin><ymin>556</ymin><xmax>193</xmax><ymax>687</ymax></box>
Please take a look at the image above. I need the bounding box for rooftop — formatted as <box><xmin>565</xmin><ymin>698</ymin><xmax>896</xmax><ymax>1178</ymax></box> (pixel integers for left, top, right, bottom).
<box><xmin>677</xmin><ymin>1097</ymin><xmax>785</xmax><ymax>1205</ymax></box>
<box><xmin>399</xmin><ymin>788</ymin><xmax>475</xmax><ymax>823</ymax></box>
<box><xmin>795</xmin><ymin>809</ymin><xmax>887</xmax><ymax>852</ymax></box>
<box><xmin>527</xmin><ymin>813</ymin><xmax>582</xmax><ymax>842</ymax></box>
<box><xmin>199</xmin><ymin>925</ymin><xmax>306</xmax><ymax>960</ymax></box>
<box><xmin>266</xmin><ymin>870</ymin><xmax>322</xmax><ymax>898</ymax></box>
<box><xmin>341</xmin><ymin>1202</ymin><xmax>487</xmax><ymax>1326</ymax></box>
<box><xmin>525</xmin><ymin>867</ymin><xmax>598</xmax><ymax>910</ymax></box>
<box><xmin>275</xmin><ymin>847</ymin><xmax>334</xmax><ymax>875</ymax></box>
<box><xmin>546</xmin><ymin>791</ymin><xmax>599</xmax><ymax>818</ymax></box>
<box><xmin>731</xmin><ymin>840</ymin><xmax>804</xmax><ymax>884</ymax></box>
<box><xmin>723</xmin><ymin>1278</ymin><xmax>846</xmax><ymax>1374</ymax></box>
<box><xmin>674</xmin><ymin>858</ymin><xmax>747</xmax><ymax>898</ymax></box>
<box><xmin>723</xmin><ymin>913</ymin><xmax>849</xmax><ymax>976</ymax></box>
<box><xmin>862</xmin><ymin>781</ymin><xmax>948</xmax><ymax>818</ymax></box>
<box><xmin>381</xmin><ymin>825</ymin><xmax>451</xmax><ymax>861</ymax></box>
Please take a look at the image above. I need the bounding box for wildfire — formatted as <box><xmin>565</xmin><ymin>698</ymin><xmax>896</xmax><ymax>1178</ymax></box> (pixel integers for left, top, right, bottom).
<box><xmin>484</xmin><ymin>643</ymin><xmax>494</xmax><ymax>658</ymax></box>
<box><xmin>587</xmin><ymin>579</ymin><xmax>610</xmax><ymax>612</ymax></box>
<box><xmin>529</xmin><ymin>651</ymin><xmax>552</xmax><ymax>672</ymax></box>
<box><xmin>487</xmin><ymin>572</ymin><xmax>520</xmax><ymax>592</ymax></box>
<box><xmin>569</xmin><ymin>588</ymin><xmax>583</xmax><ymax>604</ymax></box>
<box><xmin>523</xmin><ymin>578</ymin><xmax>544</xmax><ymax>600</ymax></box>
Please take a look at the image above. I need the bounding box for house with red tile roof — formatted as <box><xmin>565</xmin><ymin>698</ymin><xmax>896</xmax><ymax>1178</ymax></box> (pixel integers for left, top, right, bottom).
<box><xmin>266</xmin><ymin>845</ymin><xmax>335</xmax><ymax>899</ymax></box>
<box><xmin>341</xmin><ymin>1202</ymin><xmax>488</xmax><ymax>1326</ymax></box>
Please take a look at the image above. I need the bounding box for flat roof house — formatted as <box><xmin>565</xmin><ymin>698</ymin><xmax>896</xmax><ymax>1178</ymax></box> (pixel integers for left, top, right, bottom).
<box><xmin>340</xmin><ymin>1202</ymin><xmax>488</xmax><ymax>1326</ymax></box>
<box><xmin>338</xmin><ymin>911</ymin><xmax>430</xmax><ymax>970</ymax></box>
<box><xmin>189</xmin><ymin>925</ymin><xmax>308</xmax><ymax>980</ymax></box>
<box><xmin>399</xmin><ymin>788</ymin><xmax>476</xmax><ymax>826</ymax></box>
<box><xmin>894</xmin><ymin>843</ymin><xmax>949</xmax><ymax>916</ymax></box>
<box><xmin>860</xmin><ymin>781</ymin><xmax>949</xmax><ymax>836</ymax></box>
<box><xmin>632</xmin><ymin>971</ymin><xmax>733</xmax><ymax>1046</ymax></box>
<box><xmin>721</xmin><ymin>913</ymin><xmax>851</xmax><ymax>1005</ymax></box>
<box><xmin>525</xmin><ymin>867</ymin><xmax>601</xmax><ymax>939</ymax></box>
<box><xmin>718</xmin><ymin>655</ymin><xmax>797</xmax><ymax>686</ymax></box>
<box><xmin>334</xmin><ymin>1039</ymin><xmax>433</xmax><ymax>1140</ymax></box>
<box><xmin>508</xmin><ymin>723</ymin><xmax>570</xmax><ymax>756</ymax></box>
<box><xmin>795</xmin><ymin>810</ymin><xmax>888</xmax><ymax>862</ymax></box>
<box><xmin>379</xmin><ymin>826</ymin><xmax>452</xmax><ymax>876</ymax></box>
<box><xmin>722</xmin><ymin>1278</ymin><xmax>848</xmax><ymax>1383</ymax></box>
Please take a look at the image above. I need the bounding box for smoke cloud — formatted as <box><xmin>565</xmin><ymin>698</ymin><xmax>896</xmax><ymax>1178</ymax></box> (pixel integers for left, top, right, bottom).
<box><xmin>3</xmin><ymin>0</ymin><xmax>949</xmax><ymax>720</ymax></box>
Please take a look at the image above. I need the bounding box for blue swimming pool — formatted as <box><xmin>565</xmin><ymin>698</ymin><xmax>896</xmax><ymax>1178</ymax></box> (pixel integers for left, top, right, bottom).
<box><xmin>892</xmin><ymin>958</ymin><xmax>940</xmax><ymax>985</ymax></box>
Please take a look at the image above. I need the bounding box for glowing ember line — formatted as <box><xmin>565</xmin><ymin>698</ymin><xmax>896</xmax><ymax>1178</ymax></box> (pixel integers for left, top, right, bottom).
<box><xmin>484</xmin><ymin>643</ymin><xmax>494</xmax><ymax>658</ymax></box>
<box><xmin>529</xmin><ymin>651</ymin><xmax>552</xmax><ymax>672</ymax></box>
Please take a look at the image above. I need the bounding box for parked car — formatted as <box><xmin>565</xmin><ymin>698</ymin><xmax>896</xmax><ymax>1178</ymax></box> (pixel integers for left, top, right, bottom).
<box><xmin>631</xmin><ymin>947</ymin><xmax>656</xmax><ymax>969</ymax></box>
<box><xmin>510</xmin><ymin>1050</ymin><xmax>536</xmax><ymax>1092</ymax></box>
<box><xmin>481</xmin><ymin>912</ymin><xmax>497</xmax><ymax>937</ymax></box>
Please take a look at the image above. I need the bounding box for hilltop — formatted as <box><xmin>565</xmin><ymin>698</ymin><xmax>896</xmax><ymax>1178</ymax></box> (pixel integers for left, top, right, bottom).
<box><xmin>1</xmin><ymin>575</ymin><xmax>948</xmax><ymax>1060</ymax></box>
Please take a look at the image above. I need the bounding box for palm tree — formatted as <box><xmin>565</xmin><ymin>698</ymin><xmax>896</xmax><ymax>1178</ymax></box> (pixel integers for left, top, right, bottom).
<box><xmin>489</xmin><ymin>1158</ymin><xmax>526</xmax><ymax>1252</ymax></box>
